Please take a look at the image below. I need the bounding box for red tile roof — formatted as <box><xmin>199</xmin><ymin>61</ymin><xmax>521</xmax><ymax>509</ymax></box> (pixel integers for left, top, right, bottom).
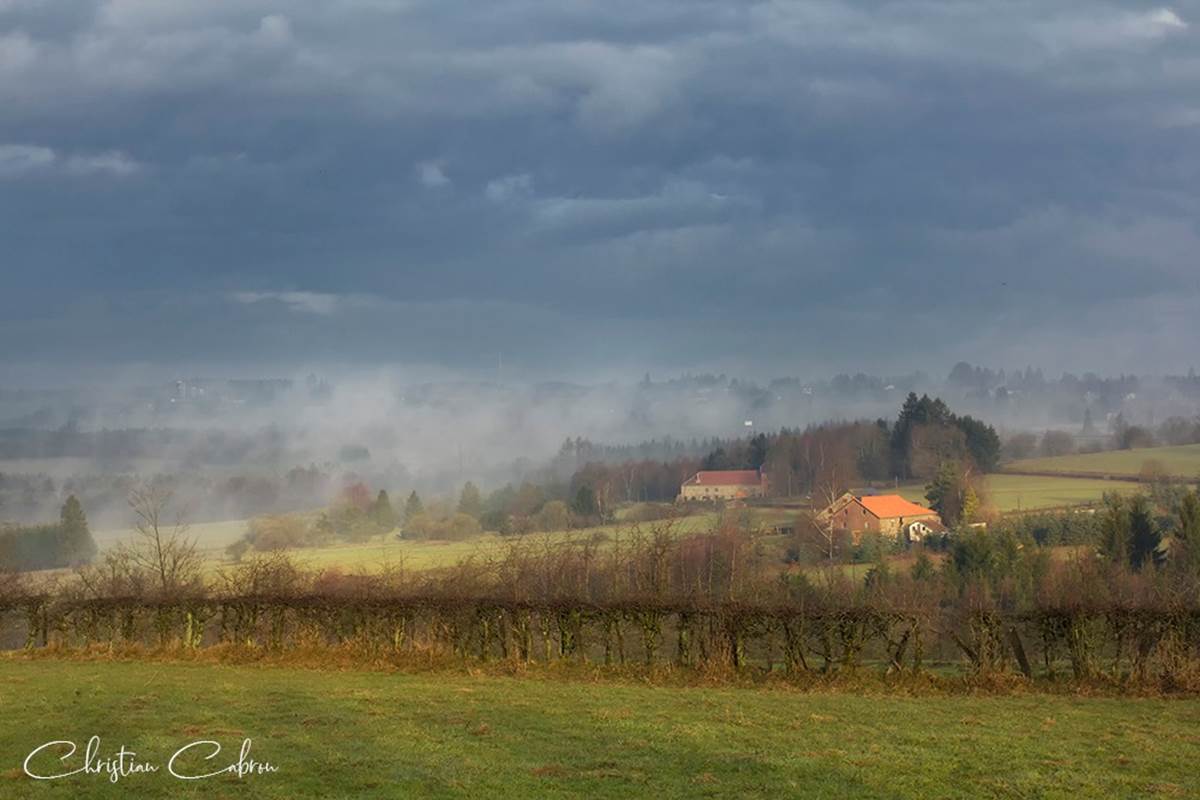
<box><xmin>859</xmin><ymin>495</ymin><xmax>937</xmax><ymax>519</ymax></box>
<box><xmin>683</xmin><ymin>470</ymin><xmax>763</xmax><ymax>486</ymax></box>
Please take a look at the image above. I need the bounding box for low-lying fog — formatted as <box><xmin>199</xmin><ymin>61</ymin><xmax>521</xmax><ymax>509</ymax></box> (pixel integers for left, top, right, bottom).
<box><xmin>1</xmin><ymin>364</ymin><xmax>1197</xmax><ymax>528</ymax></box>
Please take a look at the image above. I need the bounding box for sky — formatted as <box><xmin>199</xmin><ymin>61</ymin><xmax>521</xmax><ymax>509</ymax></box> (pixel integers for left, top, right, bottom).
<box><xmin>1</xmin><ymin>0</ymin><xmax>1198</xmax><ymax>383</ymax></box>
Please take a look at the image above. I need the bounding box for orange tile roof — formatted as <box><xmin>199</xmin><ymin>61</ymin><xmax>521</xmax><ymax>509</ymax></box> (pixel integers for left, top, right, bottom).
<box><xmin>858</xmin><ymin>495</ymin><xmax>937</xmax><ymax>519</ymax></box>
<box><xmin>684</xmin><ymin>470</ymin><xmax>763</xmax><ymax>486</ymax></box>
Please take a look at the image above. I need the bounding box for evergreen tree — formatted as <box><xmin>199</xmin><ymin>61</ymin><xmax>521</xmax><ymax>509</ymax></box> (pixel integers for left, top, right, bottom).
<box><xmin>60</xmin><ymin>494</ymin><xmax>88</xmax><ymax>536</ymax></box>
<box><xmin>910</xmin><ymin>550</ymin><xmax>934</xmax><ymax>581</ymax></box>
<box><xmin>747</xmin><ymin>434</ymin><xmax>769</xmax><ymax>470</ymax></box>
<box><xmin>571</xmin><ymin>485</ymin><xmax>599</xmax><ymax>517</ymax></box>
<box><xmin>961</xmin><ymin>484</ymin><xmax>980</xmax><ymax>525</ymax></box>
<box><xmin>1173</xmin><ymin>491</ymin><xmax>1200</xmax><ymax>576</ymax></box>
<box><xmin>404</xmin><ymin>490</ymin><xmax>424</xmax><ymax>522</ymax></box>
<box><xmin>1099</xmin><ymin>494</ymin><xmax>1131</xmax><ymax>564</ymax></box>
<box><xmin>314</xmin><ymin>512</ymin><xmax>335</xmax><ymax>541</ymax></box>
<box><xmin>700</xmin><ymin>447</ymin><xmax>736</xmax><ymax>471</ymax></box>
<box><xmin>457</xmin><ymin>482</ymin><xmax>483</xmax><ymax>518</ymax></box>
<box><xmin>59</xmin><ymin>494</ymin><xmax>97</xmax><ymax>565</ymax></box>
<box><xmin>891</xmin><ymin>393</ymin><xmax>924</xmax><ymax>477</ymax></box>
<box><xmin>890</xmin><ymin>393</ymin><xmax>997</xmax><ymax>478</ymax></box>
<box><xmin>371</xmin><ymin>490</ymin><xmax>398</xmax><ymax>530</ymax></box>
<box><xmin>1128</xmin><ymin>495</ymin><xmax>1162</xmax><ymax>570</ymax></box>
<box><xmin>925</xmin><ymin>461</ymin><xmax>965</xmax><ymax>526</ymax></box>
<box><xmin>956</xmin><ymin>415</ymin><xmax>1001</xmax><ymax>472</ymax></box>
<box><xmin>949</xmin><ymin>529</ymin><xmax>996</xmax><ymax>582</ymax></box>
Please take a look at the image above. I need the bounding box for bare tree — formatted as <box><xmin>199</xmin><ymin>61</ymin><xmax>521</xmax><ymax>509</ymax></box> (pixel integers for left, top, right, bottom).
<box><xmin>73</xmin><ymin>548</ymin><xmax>147</xmax><ymax>599</ymax></box>
<box><xmin>813</xmin><ymin>480</ymin><xmax>843</xmax><ymax>563</ymax></box>
<box><xmin>0</xmin><ymin>566</ymin><xmax>29</xmax><ymax>604</ymax></box>
<box><xmin>125</xmin><ymin>485</ymin><xmax>202</xmax><ymax>597</ymax></box>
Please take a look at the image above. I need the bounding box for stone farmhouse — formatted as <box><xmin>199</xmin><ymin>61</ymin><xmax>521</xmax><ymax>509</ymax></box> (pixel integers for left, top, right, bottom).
<box><xmin>678</xmin><ymin>469</ymin><xmax>768</xmax><ymax>502</ymax></box>
<box><xmin>817</xmin><ymin>492</ymin><xmax>942</xmax><ymax>542</ymax></box>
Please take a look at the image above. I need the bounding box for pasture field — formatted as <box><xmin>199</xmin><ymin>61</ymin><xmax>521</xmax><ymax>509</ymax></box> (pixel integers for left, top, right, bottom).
<box><xmin>95</xmin><ymin>508</ymin><xmax>798</xmax><ymax>574</ymax></box>
<box><xmin>896</xmin><ymin>473</ymin><xmax>1141</xmax><ymax>513</ymax></box>
<box><xmin>1005</xmin><ymin>444</ymin><xmax>1200</xmax><ymax>480</ymax></box>
<box><xmin>284</xmin><ymin>509</ymin><xmax>801</xmax><ymax>573</ymax></box>
<box><xmin>92</xmin><ymin>519</ymin><xmax>249</xmax><ymax>553</ymax></box>
<box><xmin>1</xmin><ymin>658</ymin><xmax>1198</xmax><ymax>799</ymax></box>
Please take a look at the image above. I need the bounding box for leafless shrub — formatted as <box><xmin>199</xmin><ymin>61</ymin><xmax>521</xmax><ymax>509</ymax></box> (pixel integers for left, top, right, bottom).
<box><xmin>5</xmin><ymin>512</ymin><xmax>1200</xmax><ymax>690</ymax></box>
<box><xmin>121</xmin><ymin>484</ymin><xmax>203</xmax><ymax>599</ymax></box>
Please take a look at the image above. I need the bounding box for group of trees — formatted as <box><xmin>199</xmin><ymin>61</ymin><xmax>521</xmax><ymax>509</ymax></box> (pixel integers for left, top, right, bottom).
<box><xmin>533</xmin><ymin>395</ymin><xmax>1001</xmax><ymax>519</ymax></box>
<box><xmin>0</xmin><ymin>463</ymin><xmax>339</xmax><ymax>528</ymax></box>
<box><xmin>1003</xmin><ymin>414</ymin><xmax>1200</xmax><ymax>463</ymax></box>
<box><xmin>700</xmin><ymin>394</ymin><xmax>1001</xmax><ymax>501</ymax></box>
<box><xmin>1111</xmin><ymin>414</ymin><xmax>1200</xmax><ymax>451</ymax></box>
<box><xmin>1092</xmin><ymin>488</ymin><xmax>1200</xmax><ymax>574</ymax></box>
<box><xmin>0</xmin><ymin>484</ymin><xmax>210</xmax><ymax>600</ymax></box>
<box><xmin>227</xmin><ymin>476</ymin><xmax>612</xmax><ymax>554</ymax></box>
<box><xmin>1001</xmin><ymin>430</ymin><xmax>1078</xmax><ymax>460</ymax></box>
<box><xmin>924</xmin><ymin>461</ymin><xmax>984</xmax><ymax>527</ymax></box>
<box><xmin>932</xmin><ymin>488</ymin><xmax>1200</xmax><ymax>579</ymax></box>
<box><xmin>474</xmin><ymin>481</ymin><xmax>598</xmax><ymax>535</ymax></box>
<box><xmin>227</xmin><ymin>483</ymin><xmax>405</xmax><ymax>557</ymax></box>
<box><xmin>889</xmin><ymin>393</ymin><xmax>1001</xmax><ymax>477</ymax></box>
<box><xmin>0</xmin><ymin>495</ymin><xmax>97</xmax><ymax>572</ymax></box>
<box><xmin>63</xmin><ymin>485</ymin><xmax>205</xmax><ymax>599</ymax></box>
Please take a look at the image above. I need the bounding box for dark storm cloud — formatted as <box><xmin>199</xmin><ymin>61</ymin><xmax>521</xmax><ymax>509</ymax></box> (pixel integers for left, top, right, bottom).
<box><xmin>0</xmin><ymin>0</ymin><xmax>1197</xmax><ymax>378</ymax></box>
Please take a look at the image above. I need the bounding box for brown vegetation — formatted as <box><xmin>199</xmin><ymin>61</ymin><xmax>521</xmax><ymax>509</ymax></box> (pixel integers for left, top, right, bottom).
<box><xmin>4</xmin><ymin>515</ymin><xmax>1200</xmax><ymax>692</ymax></box>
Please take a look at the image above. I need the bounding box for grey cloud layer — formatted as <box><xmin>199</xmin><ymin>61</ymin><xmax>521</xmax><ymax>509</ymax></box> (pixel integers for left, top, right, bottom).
<box><xmin>0</xmin><ymin>0</ymin><xmax>1197</xmax><ymax>376</ymax></box>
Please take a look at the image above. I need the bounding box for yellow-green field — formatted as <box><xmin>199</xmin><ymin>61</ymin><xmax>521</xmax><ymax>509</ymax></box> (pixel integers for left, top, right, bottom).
<box><xmin>280</xmin><ymin>510</ymin><xmax>805</xmax><ymax>573</ymax></box>
<box><xmin>93</xmin><ymin>519</ymin><xmax>250</xmax><ymax>553</ymax></box>
<box><xmin>896</xmin><ymin>473</ymin><xmax>1141</xmax><ymax>513</ymax></box>
<box><xmin>1005</xmin><ymin>444</ymin><xmax>1200</xmax><ymax>480</ymax></box>
<box><xmin>2</xmin><ymin>658</ymin><xmax>1198</xmax><ymax>799</ymax></box>
<box><xmin>87</xmin><ymin>479</ymin><xmax>1134</xmax><ymax>580</ymax></box>
<box><xmin>96</xmin><ymin>509</ymin><xmax>799</xmax><ymax>574</ymax></box>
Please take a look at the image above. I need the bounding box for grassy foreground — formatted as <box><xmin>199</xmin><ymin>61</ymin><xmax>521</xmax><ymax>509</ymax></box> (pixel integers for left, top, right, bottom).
<box><xmin>1</xmin><ymin>659</ymin><xmax>1198</xmax><ymax>799</ymax></box>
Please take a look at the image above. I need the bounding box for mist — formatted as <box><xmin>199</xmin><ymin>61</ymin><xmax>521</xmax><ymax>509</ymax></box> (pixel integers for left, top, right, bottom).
<box><xmin>2</xmin><ymin>363</ymin><xmax>1199</xmax><ymax>529</ymax></box>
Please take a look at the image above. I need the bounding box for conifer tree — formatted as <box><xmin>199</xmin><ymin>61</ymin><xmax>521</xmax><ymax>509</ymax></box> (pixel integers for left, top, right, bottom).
<box><xmin>457</xmin><ymin>482</ymin><xmax>482</xmax><ymax>518</ymax></box>
<box><xmin>1128</xmin><ymin>495</ymin><xmax>1162</xmax><ymax>570</ymax></box>
<box><xmin>961</xmin><ymin>485</ymin><xmax>980</xmax><ymax>525</ymax></box>
<box><xmin>59</xmin><ymin>494</ymin><xmax>97</xmax><ymax>564</ymax></box>
<box><xmin>371</xmin><ymin>490</ymin><xmax>398</xmax><ymax>530</ymax></box>
<box><xmin>1099</xmin><ymin>493</ymin><xmax>1131</xmax><ymax>565</ymax></box>
<box><xmin>1174</xmin><ymin>491</ymin><xmax>1200</xmax><ymax>576</ymax></box>
<box><xmin>925</xmin><ymin>461</ymin><xmax>962</xmax><ymax>526</ymax></box>
<box><xmin>404</xmin><ymin>490</ymin><xmax>424</xmax><ymax>522</ymax></box>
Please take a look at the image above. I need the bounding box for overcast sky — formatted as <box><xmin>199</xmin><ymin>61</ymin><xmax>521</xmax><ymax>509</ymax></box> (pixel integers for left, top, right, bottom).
<box><xmin>1</xmin><ymin>0</ymin><xmax>1198</xmax><ymax>383</ymax></box>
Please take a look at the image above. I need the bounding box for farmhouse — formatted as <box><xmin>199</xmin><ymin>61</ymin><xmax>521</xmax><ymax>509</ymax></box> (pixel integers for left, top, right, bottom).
<box><xmin>679</xmin><ymin>469</ymin><xmax>767</xmax><ymax>502</ymax></box>
<box><xmin>817</xmin><ymin>492</ymin><xmax>941</xmax><ymax>541</ymax></box>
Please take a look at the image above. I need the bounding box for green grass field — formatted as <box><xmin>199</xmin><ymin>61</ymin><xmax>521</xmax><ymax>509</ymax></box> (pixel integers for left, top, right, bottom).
<box><xmin>896</xmin><ymin>473</ymin><xmax>1141</xmax><ymax>513</ymax></box>
<box><xmin>1005</xmin><ymin>444</ymin><xmax>1200</xmax><ymax>480</ymax></box>
<box><xmin>1</xmin><ymin>659</ymin><xmax>1197</xmax><ymax>799</ymax></box>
